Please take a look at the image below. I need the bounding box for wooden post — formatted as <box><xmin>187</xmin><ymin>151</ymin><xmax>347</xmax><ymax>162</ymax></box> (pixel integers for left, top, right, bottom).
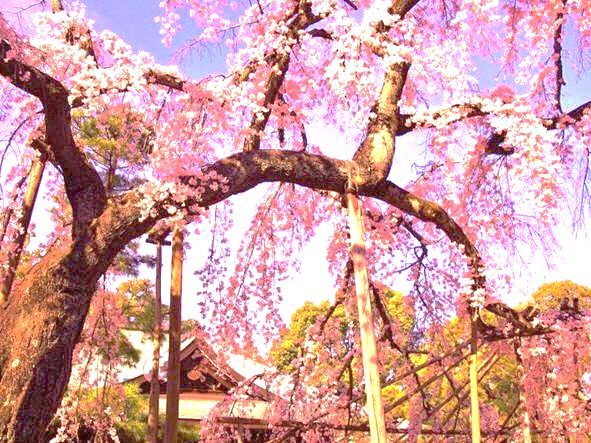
<box><xmin>164</xmin><ymin>228</ymin><xmax>183</xmax><ymax>443</ymax></box>
<box><xmin>0</xmin><ymin>157</ymin><xmax>45</xmax><ymax>304</ymax></box>
<box><xmin>521</xmin><ymin>400</ymin><xmax>532</xmax><ymax>443</ymax></box>
<box><xmin>514</xmin><ymin>340</ymin><xmax>532</xmax><ymax>443</ymax></box>
<box><xmin>469</xmin><ymin>314</ymin><xmax>481</xmax><ymax>443</ymax></box>
<box><xmin>146</xmin><ymin>237</ymin><xmax>170</xmax><ymax>443</ymax></box>
<box><xmin>345</xmin><ymin>193</ymin><xmax>386</xmax><ymax>443</ymax></box>
<box><xmin>51</xmin><ymin>0</ymin><xmax>64</xmax><ymax>12</ymax></box>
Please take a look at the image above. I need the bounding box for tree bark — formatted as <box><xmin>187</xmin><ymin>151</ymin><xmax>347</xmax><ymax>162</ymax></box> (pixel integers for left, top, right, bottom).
<box><xmin>0</xmin><ymin>195</ymin><xmax>154</xmax><ymax>441</ymax></box>
<box><xmin>0</xmin><ymin>243</ymin><xmax>97</xmax><ymax>441</ymax></box>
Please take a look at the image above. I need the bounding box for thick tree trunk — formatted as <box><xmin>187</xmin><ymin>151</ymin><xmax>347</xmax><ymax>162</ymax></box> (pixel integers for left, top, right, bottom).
<box><xmin>0</xmin><ymin>244</ymin><xmax>95</xmax><ymax>441</ymax></box>
<box><xmin>0</xmin><ymin>195</ymin><xmax>154</xmax><ymax>441</ymax></box>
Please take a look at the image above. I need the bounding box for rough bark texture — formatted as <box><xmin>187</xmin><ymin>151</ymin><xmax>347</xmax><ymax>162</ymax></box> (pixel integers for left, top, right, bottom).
<box><xmin>0</xmin><ymin>244</ymin><xmax>95</xmax><ymax>440</ymax></box>
<box><xmin>0</xmin><ymin>196</ymin><xmax>153</xmax><ymax>441</ymax></box>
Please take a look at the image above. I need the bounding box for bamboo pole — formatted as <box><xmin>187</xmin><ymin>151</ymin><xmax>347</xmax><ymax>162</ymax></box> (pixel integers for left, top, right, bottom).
<box><xmin>469</xmin><ymin>314</ymin><xmax>481</xmax><ymax>443</ymax></box>
<box><xmin>521</xmin><ymin>402</ymin><xmax>532</xmax><ymax>443</ymax></box>
<box><xmin>147</xmin><ymin>238</ymin><xmax>169</xmax><ymax>443</ymax></box>
<box><xmin>345</xmin><ymin>193</ymin><xmax>386</xmax><ymax>443</ymax></box>
<box><xmin>51</xmin><ymin>0</ymin><xmax>64</xmax><ymax>12</ymax></box>
<box><xmin>0</xmin><ymin>157</ymin><xmax>45</xmax><ymax>304</ymax></box>
<box><xmin>164</xmin><ymin>228</ymin><xmax>183</xmax><ymax>443</ymax></box>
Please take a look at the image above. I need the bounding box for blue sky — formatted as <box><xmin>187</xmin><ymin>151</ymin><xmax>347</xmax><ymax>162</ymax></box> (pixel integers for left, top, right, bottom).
<box><xmin>84</xmin><ymin>0</ymin><xmax>228</xmax><ymax>78</ymax></box>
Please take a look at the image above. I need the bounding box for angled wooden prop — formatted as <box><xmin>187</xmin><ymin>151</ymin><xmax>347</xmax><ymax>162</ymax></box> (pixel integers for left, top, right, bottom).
<box><xmin>0</xmin><ymin>156</ymin><xmax>45</xmax><ymax>304</ymax></box>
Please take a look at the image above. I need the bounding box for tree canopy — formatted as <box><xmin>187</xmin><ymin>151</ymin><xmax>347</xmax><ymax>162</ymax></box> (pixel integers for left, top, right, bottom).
<box><xmin>0</xmin><ymin>0</ymin><xmax>591</xmax><ymax>440</ymax></box>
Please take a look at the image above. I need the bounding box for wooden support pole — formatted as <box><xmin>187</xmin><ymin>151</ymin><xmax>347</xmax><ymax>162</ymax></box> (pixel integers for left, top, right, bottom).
<box><xmin>469</xmin><ymin>314</ymin><xmax>481</xmax><ymax>443</ymax></box>
<box><xmin>51</xmin><ymin>0</ymin><xmax>64</xmax><ymax>12</ymax></box>
<box><xmin>164</xmin><ymin>228</ymin><xmax>183</xmax><ymax>443</ymax></box>
<box><xmin>346</xmin><ymin>193</ymin><xmax>386</xmax><ymax>443</ymax></box>
<box><xmin>514</xmin><ymin>340</ymin><xmax>532</xmax><ymax>443</ymax></box>
<box><xmin>147</xmin><ymin>239</ymin><xmax>165</xmax><ymax>443</ymax></box>
<box><xmin>521</xmin><ymin>402</ymin><xmax>532</xmax><ymax>443</ymax></box>
<box><xmin>0</xmin><ymin>157</ymin><xmax>45</xmax><ymax>304</ymax></box>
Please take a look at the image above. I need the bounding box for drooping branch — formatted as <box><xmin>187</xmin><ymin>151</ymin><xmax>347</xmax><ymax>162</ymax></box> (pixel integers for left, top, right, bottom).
<box><xmin>105</xmin><ymin>148</ymin><xmax>535</xmax><ymax>329</ymax></box>
<box><xmin>318</xmin><ymin>259</ymin><xmax>352</xmax><ymax>334</ymax></box>
<box><xmin>242</xmin><ymin>0</ymin><xmax>325</xmax><ymax>151</ymax></box>
<box><xmin>0</xmin><ymin>41</ymin><xmax>106</xmax><ymax>236</ymax></box>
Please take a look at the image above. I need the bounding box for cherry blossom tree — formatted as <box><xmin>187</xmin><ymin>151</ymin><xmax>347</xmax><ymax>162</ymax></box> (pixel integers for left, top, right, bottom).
<box><xmin>0</xmin><ymin>0</ymin><xmax>590</xmax><ymax>440</ymax></box>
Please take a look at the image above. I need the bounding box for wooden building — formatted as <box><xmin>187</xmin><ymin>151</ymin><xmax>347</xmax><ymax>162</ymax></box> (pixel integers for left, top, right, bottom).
<box><xmin>122</xmin><ymin>331</ymin><xmax>275</xmax><ymax>440</ymax></box>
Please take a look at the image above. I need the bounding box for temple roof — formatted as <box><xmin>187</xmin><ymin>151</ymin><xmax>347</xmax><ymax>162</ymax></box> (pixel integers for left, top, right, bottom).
<box><xmin>121</xmin><ymin>329</ymin><xmax>275</xmax><ymax>400</ymax></box>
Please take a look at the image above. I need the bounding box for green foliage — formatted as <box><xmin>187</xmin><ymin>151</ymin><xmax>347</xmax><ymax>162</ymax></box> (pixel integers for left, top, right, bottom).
<box><xmin>176</xmin><ymin>422</ymin><xmax>202</xmax><ymax>442</ymax></box>
<box><xmin>115</xmin><ymin>384</ymin><xmax>148</xmax><ymax>443</ymax></box>
<box><xmin>271</xmin><ymin>289</ymin><xmax>413</xmax><ymax>372</ymax></box>
<box><xmin>116</xmin><ymin>333</ymin><xmax>143</xmax><ymax>366</ymax></box>
<box><xmin>112</xmin><ymin>240</ymin><xmax>155</xmax><ymax>277</ymax></box>
<box><xmin>480</xmin><ymin>354</ymin><xmax>520</xmax><ymax>417</ymax></box>
<box><xmin>74</xmin><ymin>108</ymin><xmax>151</xmax><ymax>195</ymax></box>
<box><xmin>116</xmin><ymin>278</ymin><xmax>196</xmax><ymax>334</ymax></box>
<box><xmin>115</xmin><ymin>385</ymin><xmax>202</xmax><ymax>442</ymax></box>
<box><xmin>270</xmin><ymin>300</ymin><xmax>347</xmax><ymax>371</ymax></box>
<box><xmin>383</xmin><ymin>288</ymin><xmax>415</xmax><ymax>340</ymax></box>
<box><xmin>117</xmin><ymin>278</ymin><xmax>162</xmax><ymax>332</ymax></box>
<box><xmin>529</xmin><ymin>280</ymin><xmax>591</xmax><ymax>310</ymax></box>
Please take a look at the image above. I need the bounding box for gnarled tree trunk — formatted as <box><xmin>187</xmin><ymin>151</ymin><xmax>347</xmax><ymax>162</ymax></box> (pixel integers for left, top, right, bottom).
<box><xmin>0</xmin><ymin>243</ymin><xmax>96</xmax><ymax>441</ymax></box>
<box><xmin>0</xmin><ymin>193</ymin><xmax>154</xmax><ymax>440</ymax></box>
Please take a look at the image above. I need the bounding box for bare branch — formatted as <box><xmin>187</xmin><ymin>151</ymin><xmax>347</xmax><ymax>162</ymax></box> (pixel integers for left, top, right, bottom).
<box><xmin>242</xmin><ymin>0</ymin><xmax>325</xmax><ymax>152</ymax></box>
<box><xmin>552</xmin><ymin>0</ymin><xmax>567</xmax><ymax>112</ymax></box>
